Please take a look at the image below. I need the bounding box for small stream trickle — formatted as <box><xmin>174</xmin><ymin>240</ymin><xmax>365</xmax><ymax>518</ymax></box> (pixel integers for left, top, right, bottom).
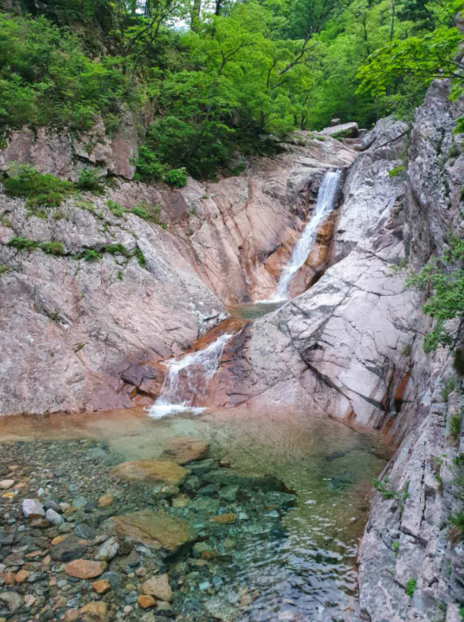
<box><xmin>149</xmin><ymin>332</ymin><xmax>235</xmax><ymax>419</ymax></box>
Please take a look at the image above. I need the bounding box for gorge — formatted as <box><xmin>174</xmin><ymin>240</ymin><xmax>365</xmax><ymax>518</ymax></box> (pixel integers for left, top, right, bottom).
<box><xmin>0</xmin><ymin>12</ymin><xmax>464</xmax><ymax>620</ymax></box>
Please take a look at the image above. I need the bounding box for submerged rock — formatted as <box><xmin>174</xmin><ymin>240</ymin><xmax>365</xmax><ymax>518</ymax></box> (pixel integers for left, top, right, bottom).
<box><xmin>203</xmin><ymin>469</ymin><xmax>285</xmax><ymax>491</ymax></box>
<box><xmin>64</xmin><ymin>559</ymin><xmax>107</xmax><ymax>579</ymax></box>
<box><xmin>109</xmin><ymin>460</ymin><xmax>188</xmax><ymax>486</ymax></box>
<box><xmin>108</xmin><ymin>510</ymin><xmax>197</xmax><ymax>552</ymax></box>
<box><xmin>159</xmin><ymin>436</ymin><xmax>209</xmax><ymax>465</ymax></box>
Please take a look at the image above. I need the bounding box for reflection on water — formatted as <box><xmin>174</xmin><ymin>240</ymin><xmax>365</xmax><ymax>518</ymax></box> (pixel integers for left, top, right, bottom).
<box><xmin>227</xmin><ymin>301</ymin><xmax>286</xmax><ymax>320</ymax></box>
<box><xmin>0</xmin><ymin>407</ymin><xmax>389</xmax><ymax>621</ymax></box>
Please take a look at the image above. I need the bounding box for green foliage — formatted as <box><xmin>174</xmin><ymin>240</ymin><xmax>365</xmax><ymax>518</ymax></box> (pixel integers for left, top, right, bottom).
<box><xmin>165</xmin><ymin>168</ymin><xmax>187</xmax><ymax>188</ymax></box>
<box><xmin>405</xmin><ymin>578</ymin><xmax>417</xmax><ymax>598</ymax></box>
<box><xmin>448</xmin><ymin>411</ymin><xmax>462</xmax><ymax>441</ymax></box>
<box><xmin>76</xmin><ymin>168</ymin><xmax>105</xmax><ymax>194</ymax></box>
<box><xmin>0</xmin><ymin>265</ymin><xmax>10</xmax><ymax>278</ymax></box>
<box><xmin>7</xmin><ymin>237</ymin><xmax>39</xmax><ymax>252</ymax></box>
<box><xmin>443</xmin><ymin>377</ymin><xmax>457</xmax><ymax>402</ymax></box>
<box><xmin>389</xmin><ymin>166</ymin><xmax>406</xmax><ymax>178</ymax></box>
<box><xmin>40</xmin><ymin>241</ymin><xmax>66</xmax><ymax>256</ymax></box>
<box><xmin>104</xmin><ymin>243</ymin><xmax>129</xmax><ymax>257</ymax></box>
<box><xmin>107</xmin><ymin>200</ymin><xmax>125</xmax><ymax>217</ymax></box>
<box><xmin>83</xmin><ymin>249</ymin><xmax>101</xmax><ymax>262</ymax></box>
<box><xmin>3</xmin><ymin>165</ymin><xmax>74</xmax><ymax>207</ymax></box>
<box><xmin>135</xmin><ymin>147</ymin><xmax>166</xmax><ymax>182</ymax></box>
<box><xmin>134</xmin><ymin>246</ymin><xmax>146</xmax><ymax>268</ymax></box>
<box><xmin>392</xmin><ymin>540</ymin><xmax>399</xmax><ymax>556</ymax></box>
<box><xmin>451</xmin><ymin>511</ymin><xmax>464</xmax><ymax>540</ymax></box>
<box><xmin>407</xmin><ymin>236</ymin><xmax>464</xmax><ymax>352</ymax></box>
<box><xmin>0</xmin><ymin>14</ymin><xmax>128</xmax><ymax>131</ymax></box>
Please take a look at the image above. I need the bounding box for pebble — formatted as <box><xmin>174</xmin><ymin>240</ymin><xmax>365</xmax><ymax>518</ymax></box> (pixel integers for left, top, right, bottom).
<box><xmin>15</xmin><ymin>569</ymin><xmax>30</xmax><ymax>583</ymax></box>
<box><xmin>138</xmin><ymin>594</ymin><xmax>155</xmax><ymax>609</ymax></box>
<box><xmin>64</xmin><ymin>559</ymin><xmax>107</xmax><ymax>579</ymax></box>
<box><xmin>92</xmin><ymin>579</ymin><xmax>111</xmax><ymax>594</ymax></box>
<box><xmin>142</xmin><ymin>574</ymin><xmax>173</xmax><ymax>602</ymax></box>
<box><xmin>0</xmin><ymin>480</ymin><xmax>14</xmax><ymax>490</ymax></box>
<box><xmin>22</xmin><ymin>498</ymin><xmax>45</xmax><ymax>518</ymax></box>
<box><xmin>45</xmin><ymin>508</ymin><xmax>64</xmax><ymax>526</ymax></box>
<box><xmin>98</xmin><ymin>494</ymin><xmax>114</xmax><ymax>508</ymax></box>
<box><xmin>95</xmin><ymin>537</ymin><xmax>119</xmax><ymax>561</ymax></box>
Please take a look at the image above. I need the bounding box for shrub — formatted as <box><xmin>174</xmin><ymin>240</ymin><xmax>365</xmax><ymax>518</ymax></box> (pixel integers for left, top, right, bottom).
<box><xmin>135</xmin><ymin>146</ymin><xmax>165</xmax><ymax>181</ymax></box>
<box><xmin>0</xmin><ymin>265</ymin><xmax>9</xmax><ymax>277</ymax></box>
<box><xmin>165</xmin><ymin>167</ymin><xmax>187</xmax><ymax>188</ymax></box>
<box><xmin>407</xmin><ymin>236</ymin><xmax>464</xmax><ymax>352</ymax></box>
<box><xmin>134</xmin><ymin>247</ymin><xmax>146</xmax><ymax>268</ymax></box>
<box><xmin>107</xmin><ymin>200</ymin><xmax>125</xmax><ymax>217</ymax></box>
<box><xmin>76</xmin><ymin>168</ymin><xmax>104</xmax><ymax>194</ymax></box>
<box><xmin>449</xmin><ymin>412</ymin><xmax>462</xmax><ymax>440</ymax></box>
<box><xmin>83</xmin><ymin>249</ymin><xmax>101</xmax><ymax>262</ymax></box>
<box><xmin>3</xmin><ymin>165</ymin><xmax>74</xmax><ymax>207</ymax></box>
<box><xmin>451</xmin><ymin>512</ymin><xmax>464</xmax><ymax>542</ymax></box>
<box><xmin>405</xmin><ymin>578</ymin><xmax>417</xmax><ymax>597</ymax></box>
<box><xmin>389</xmin><ymin>165</ymin><xmax>406</xmax><ymax>178</ymax></box>
<box><xmin>442</xmin><ymin>377</ymin><xmax>456</xmax><ymax>402</ymax></box>
<box><xmin>40</xmin><ymin>241</ymin><xmax>65</xmax><ymax>256</ymax></box>
<box><xmin>104</xmin><ymin>243</ymin><xmax>129</xmax><ymax>257</ymax></box>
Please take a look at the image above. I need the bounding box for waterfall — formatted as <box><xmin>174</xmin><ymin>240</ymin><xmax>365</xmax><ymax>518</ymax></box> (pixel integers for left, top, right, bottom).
<box><xmin>274</xmin><ymin>169</ymin><xmax>341</xmax><ymax>301</ymax></box>
<box><xmin>149</xmin><ymin>332</ymin><xmax>233</xmax><ymax>419</ymax></box>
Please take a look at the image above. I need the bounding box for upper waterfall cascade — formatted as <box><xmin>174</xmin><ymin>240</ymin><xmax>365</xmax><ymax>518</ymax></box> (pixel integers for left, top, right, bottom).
<box><xmin>273</xmin><ymin>169</ymin><xmax>341</xmax><ymax>301</ymax></box>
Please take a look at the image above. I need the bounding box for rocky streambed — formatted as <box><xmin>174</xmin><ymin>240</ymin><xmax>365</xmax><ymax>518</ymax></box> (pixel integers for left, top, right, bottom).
<box><xmin>0</xmin><ymin>409</ymin><xmax>389</xmax><ymax>622</ymax></box>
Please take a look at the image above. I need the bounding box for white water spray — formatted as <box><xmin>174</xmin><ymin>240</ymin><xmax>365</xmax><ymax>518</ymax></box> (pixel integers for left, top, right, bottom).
<box><xmin>273</xmin><ymin>169</ymin><xmax>341</xmax><ymax>301</ymax></box>
<box><xmin>149</xmin><ymin>332</ymin><xmax>234</xmax><ymax>419</ymax></box>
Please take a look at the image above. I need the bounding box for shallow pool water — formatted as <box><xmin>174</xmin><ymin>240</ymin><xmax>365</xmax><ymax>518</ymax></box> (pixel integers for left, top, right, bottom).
<box><xmin>0</xmin><ymin>406</ymin><xmax>389</xmax><ymax>621</ymax></box>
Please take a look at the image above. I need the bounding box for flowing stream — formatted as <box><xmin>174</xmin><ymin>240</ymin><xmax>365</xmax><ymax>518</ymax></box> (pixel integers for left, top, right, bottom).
<box><xmin>273</xmin><ymin>169</ymin><xmax>341</xmax><ymax>301</ymax></box>
<box><xmin>149</xmin><ymin>332</ymin><xmax>234</xmax><ymax>419</ymax></box>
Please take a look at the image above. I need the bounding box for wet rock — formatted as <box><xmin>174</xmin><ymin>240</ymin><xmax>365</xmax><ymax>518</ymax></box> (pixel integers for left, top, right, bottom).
<box><xmin>184</xmin><ymin>476</ymin><xmax>201</xmax><ymax>492</ymax></box>
<box><xmin>188</xmin><ymin>459</ymin><xmax>216</xmax><ymax>476</ymax></box>
<box><xmin>159</xmin><ymin>436</ymin><xmax>209</xmax><ymax>465</ymax></box>
<box><xmin>205</xmin><ymin>596</ymin><xmax>238</xmax><ymax>621</ymax></box>
<box><xmin>219</xmin><ymin>486</ymin><xmax>239</xmax><ymax>502</ymax></box>
<box><xmin>142</xmin><ymin>574</ymin><xmax>173</xmax><ymax>602</ymax></box>
<box><xmin>72</xmin><ymin>497</ymin><xmax>89</xmax><ymax>509</ymax></box>
<box><xmin>22</xmin><ymin>499</ymin><xmax>45</xmax><ymax>518</ymax></box>
<box><xmin>95</xmin><ymin>537</ymin><xmax>120</xmax><ymax>561</ymax></box>
<box><xmin>64</xmin><ymin>559</ymin><xmax>107</xmax><ymax>579</ymax></box>
<box><xmin>45</xmin><ymin>508</ymin><xmax>64</xmax><ymax>526</ymax></box>
<box><xmin>152</xmin><ymin>484</ymin><xmax>179</xmax><ymax>499</ymax></box>
<box><xmin>190</xmin><ymin>498</ymin><xmax>220</xmax><ymax>514</ymax></box>
<box><xmin>108</xmin><ymin>510</ymin><xmax>197</xmax><ymax>553</ymax></box>
<box><xmin>0</xmin><ymin>591</ymin><xmax>23</xmax><ymax>612</ymax></box>
<box><xmin>109</xmin><ymin>460</ymin><xmax>188</xmax><ymax>486</ymax></box>
<box><xmin>50</xmin><ymin>535</ymin><xmax>88</xmax><ymax>562</ymax></box>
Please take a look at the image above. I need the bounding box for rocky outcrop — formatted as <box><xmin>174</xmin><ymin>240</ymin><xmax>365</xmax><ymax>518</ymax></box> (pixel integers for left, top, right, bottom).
<box><xmin>0</xmin><ymin>132</ymin><xmax>354</xmax><ymax>415</ymax></box>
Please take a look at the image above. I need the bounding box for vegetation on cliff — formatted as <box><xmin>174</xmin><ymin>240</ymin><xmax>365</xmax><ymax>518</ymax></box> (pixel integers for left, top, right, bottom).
<box><xmin>0</xmin><ymin>0</ymin><xmax>463</xmax><ymax>178</ymax></box>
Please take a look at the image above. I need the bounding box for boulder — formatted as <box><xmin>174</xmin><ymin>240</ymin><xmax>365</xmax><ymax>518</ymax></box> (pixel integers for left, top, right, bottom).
<box><xmin>320</xmin><ymin>121</ymin><xmax>358</xmax><ymax>138</ymax></box>
<box><xmin>109</xmin><ymin>460</ymin><xmax>188</xmax><ymax>486</ymax></box>
<box><xmin>108</xmin><ymin>510</ymin><xmax>197</xmax><ymax>553</ymax></box>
